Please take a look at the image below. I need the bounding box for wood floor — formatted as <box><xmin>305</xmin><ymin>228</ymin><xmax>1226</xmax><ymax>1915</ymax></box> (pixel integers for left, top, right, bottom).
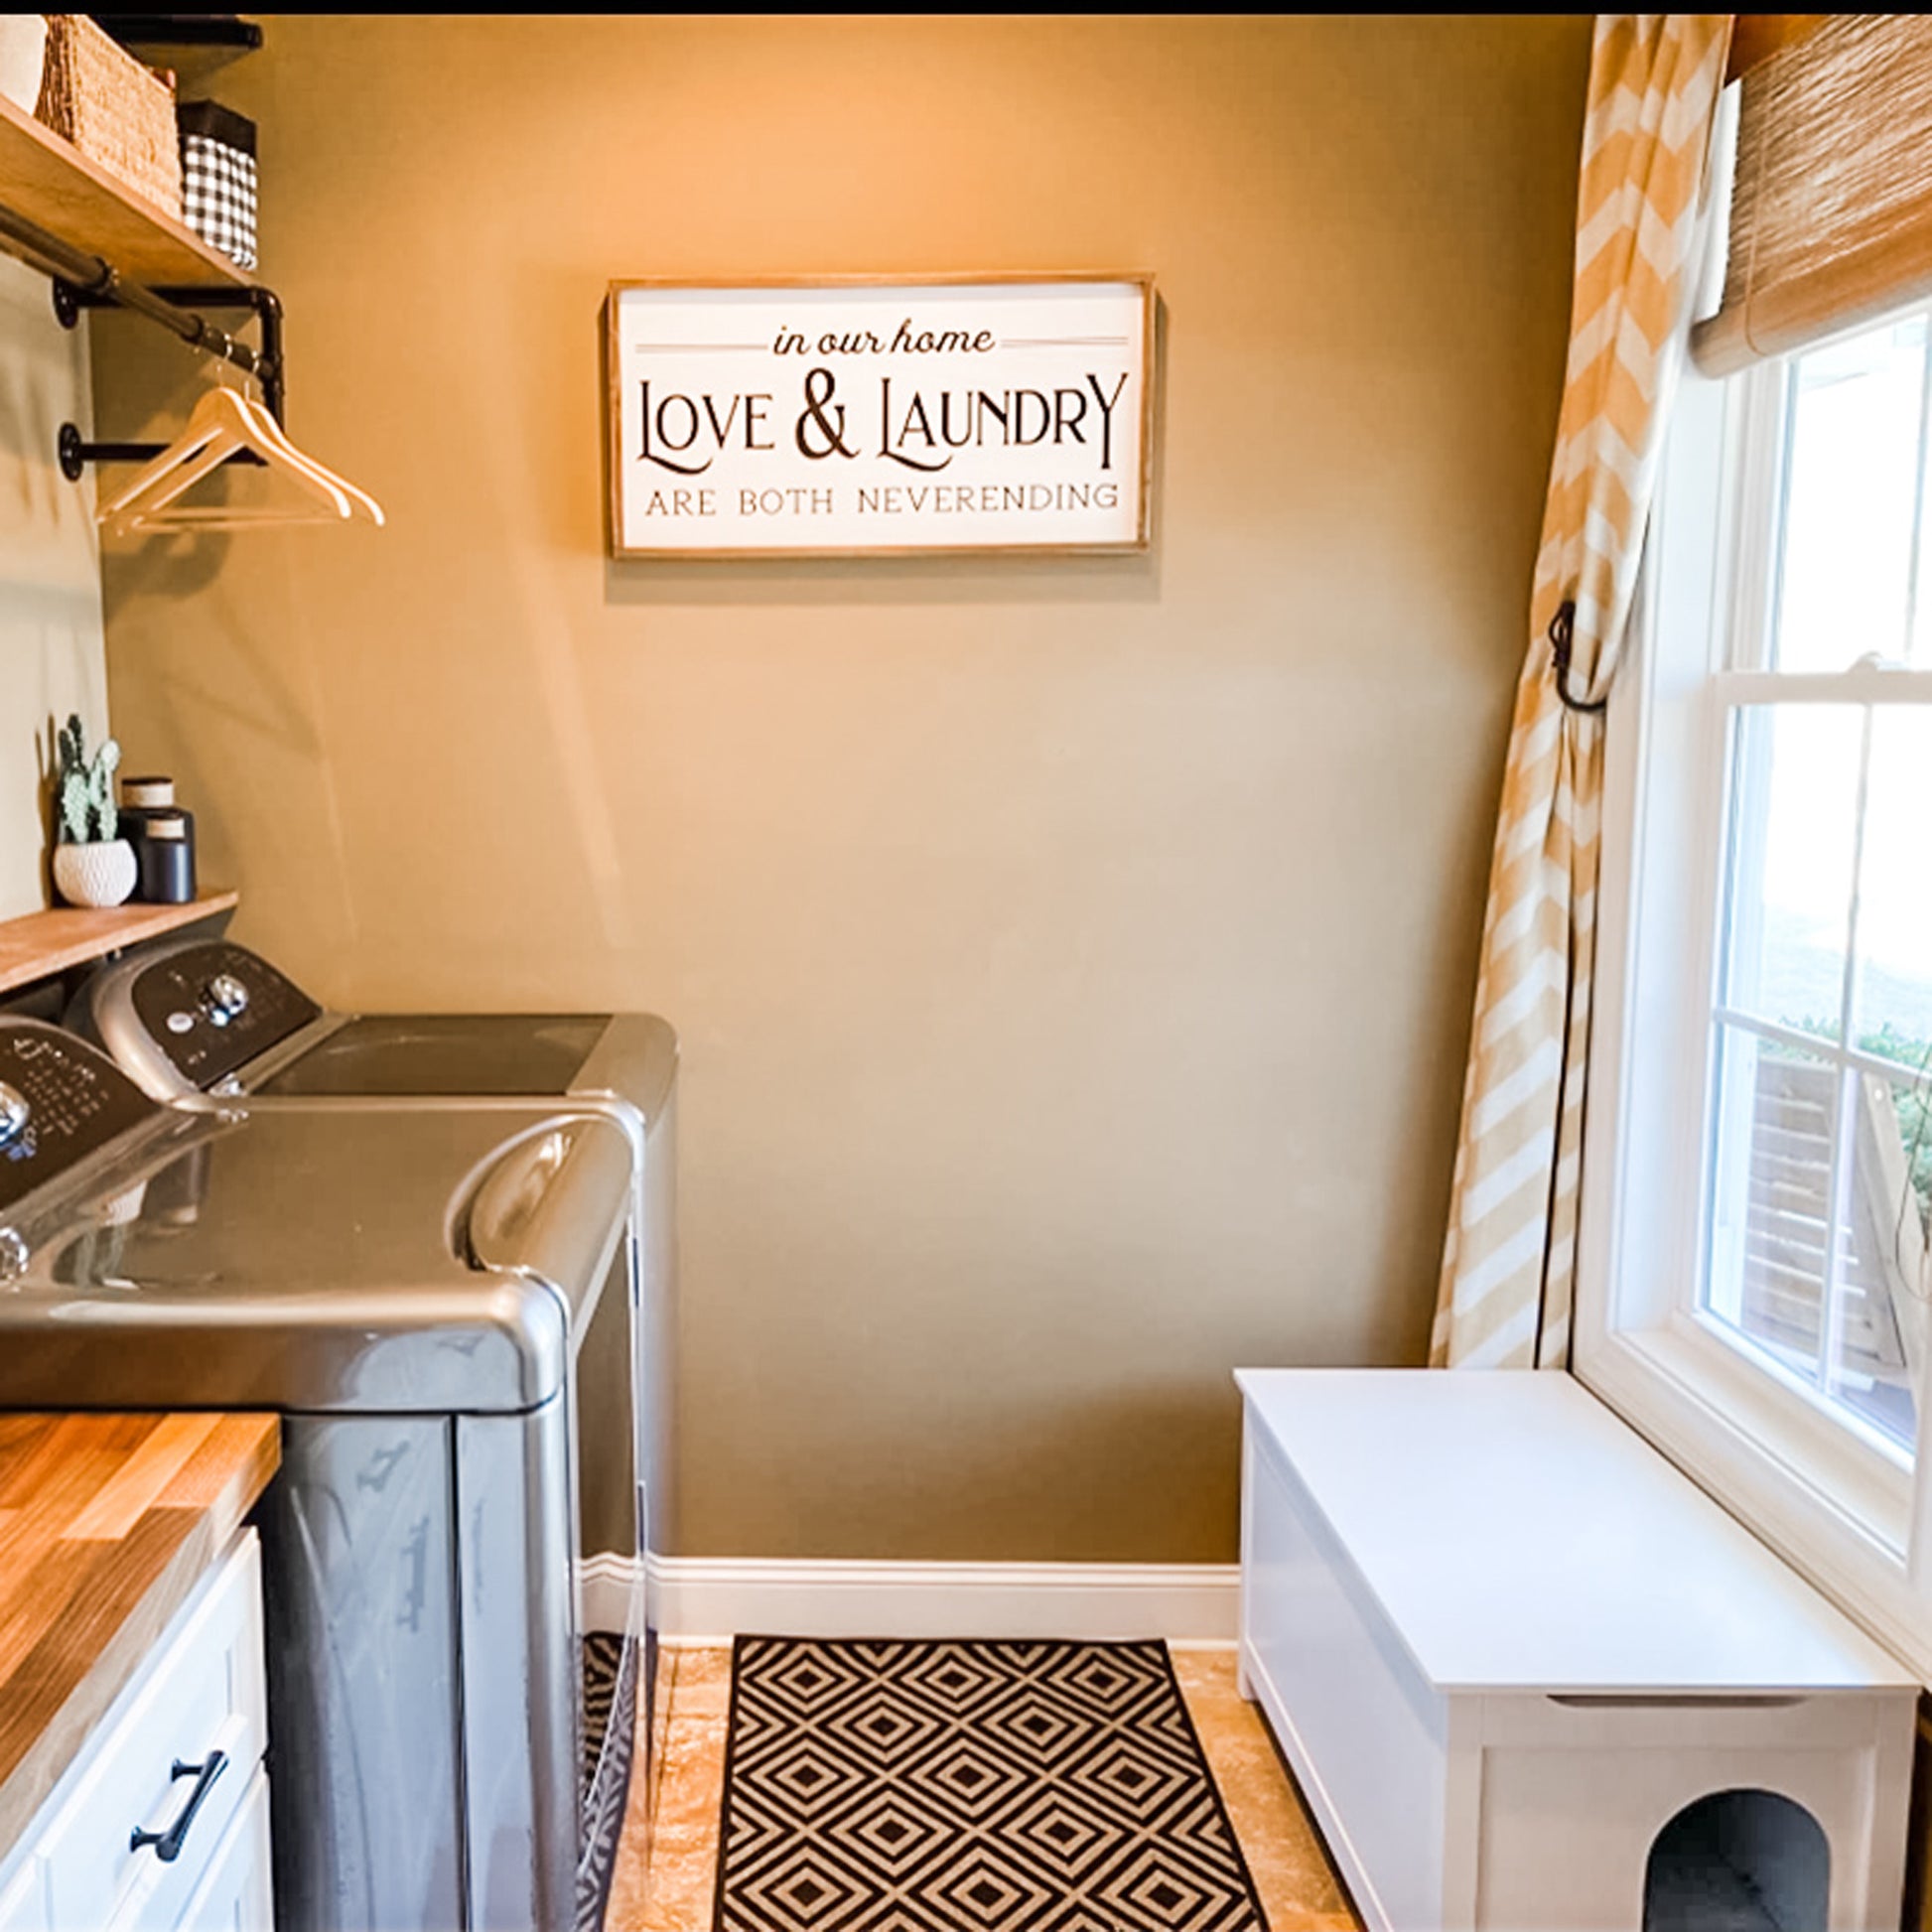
<box><xmin>605</xmin><ymin>1644</ymin><xmax>1360</xmax><ymax>1931</ymax></box>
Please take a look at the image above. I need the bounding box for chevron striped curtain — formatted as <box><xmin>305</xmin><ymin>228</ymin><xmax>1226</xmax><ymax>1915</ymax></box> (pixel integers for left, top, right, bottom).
<box><xmin>1431</xmin><ymin>15</ymin><xmax>1732</xmax><ymax>1370</ymax></box>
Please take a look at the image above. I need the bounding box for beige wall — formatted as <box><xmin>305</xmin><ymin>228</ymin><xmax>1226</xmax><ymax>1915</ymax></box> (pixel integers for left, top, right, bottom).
<box><xmin>0</xmin><ymin>257</ymin><xmax>105</xmax><ymax>919</ymax></box>
<box><xmin>100</xmin><ymin>14</ymin><xmax>1590</xmax><ymax>1560</ymax></box>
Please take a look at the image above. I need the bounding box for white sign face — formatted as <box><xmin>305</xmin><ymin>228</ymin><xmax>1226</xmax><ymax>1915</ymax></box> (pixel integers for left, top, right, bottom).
<box><xmin>606</xmin><ymin>278</ymin><xmax>1153</xmax><ymax>558</ymax></box>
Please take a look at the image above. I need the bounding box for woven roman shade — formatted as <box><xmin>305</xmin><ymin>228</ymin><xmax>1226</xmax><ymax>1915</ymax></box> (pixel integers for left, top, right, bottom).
<box><xmin>1695</xmin><ymin>14</ymin><xmax>1932</xmax><ymax>375</ymax></box>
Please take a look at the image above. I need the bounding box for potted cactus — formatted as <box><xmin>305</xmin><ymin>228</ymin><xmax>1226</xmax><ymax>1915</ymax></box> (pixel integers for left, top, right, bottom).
<box><xmin>51</xmin><ymin>714</ymin><xmax>135</xmax><ymax>908</ymax></box>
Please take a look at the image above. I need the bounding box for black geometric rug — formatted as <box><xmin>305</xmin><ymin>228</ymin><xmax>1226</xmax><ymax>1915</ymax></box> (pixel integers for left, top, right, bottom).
<box><xmin>713</xmin><ymin>1636</ymin><xmax>1269</xmax><ymax>1931</ymax></box>
<box><xmin>577</xmin><ymin>1630</ymin><xmax>638</xmax><ymax>1932</ymax></box>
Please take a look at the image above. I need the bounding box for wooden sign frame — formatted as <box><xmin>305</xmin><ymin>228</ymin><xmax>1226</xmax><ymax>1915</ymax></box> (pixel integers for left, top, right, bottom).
<box><xmin>605</xmin><ymin>273</ymin><xmax>1156</xmax><ymax>561</ymax></box>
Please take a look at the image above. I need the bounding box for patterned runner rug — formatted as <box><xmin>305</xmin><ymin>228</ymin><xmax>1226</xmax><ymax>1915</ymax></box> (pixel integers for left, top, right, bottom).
<box><xmin>578</xmin><ymin>1630</ymin><xmax>638</xmax><ymax>1931</ymax></box>
<box><xmin>713</xmin><ymin>1635</ymin><xmax>1270</xmax><ymax>1931</ymax></box>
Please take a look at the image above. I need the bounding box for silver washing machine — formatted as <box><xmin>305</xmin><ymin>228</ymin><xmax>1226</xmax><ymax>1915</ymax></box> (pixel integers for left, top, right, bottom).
<box><xmin>67</xmin><ymin>937</ymin><xmax>678</xmax><ymax>1562</ymax></box>
<box><xmin>0</xmin><ymin>1018</ymin><xmax>643</xmax><ymax>1932</ymax></box>
<box><xmin>68</xmin><ymin>935</ymin><xmax>680</xmax><ymax>1889</ymax></box>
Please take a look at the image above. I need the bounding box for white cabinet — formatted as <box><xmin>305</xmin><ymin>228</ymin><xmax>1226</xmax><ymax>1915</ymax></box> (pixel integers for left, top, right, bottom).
<box><xmin>0</xmin><ymin>1534</ymin><xmax>272</xmax><ymax>1932</ymax></box>
<box><xmin>1237</xmin><ymin>1370</ymin><xmax>1919</xmax><ymax>1932</ymax></box>
<box><xmin>175</xmin><ymin>1771</ymin><xmax>272</xmax><ymax>1932</ymax></box>
<box><xmin>0</xmin><ymin>1856</ymin><xmax>47</xmax><ymax>1932</ymax></box>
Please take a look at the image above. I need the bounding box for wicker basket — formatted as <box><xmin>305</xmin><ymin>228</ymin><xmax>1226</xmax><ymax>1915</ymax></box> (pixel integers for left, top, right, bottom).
<box><xmin>36</xmin><ymin>16</ymin><xmax>181</xmax><ymax>218</ymax></box>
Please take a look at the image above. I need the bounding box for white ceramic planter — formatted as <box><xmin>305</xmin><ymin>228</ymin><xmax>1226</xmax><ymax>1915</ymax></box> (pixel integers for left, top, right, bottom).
<box><xmin>0</xmin><ymin>16</ymin><xmax>47</xmax><ymax>116</ymax></box>
<box><xmin>53</xmin><ymin>839</ymin><xmax>136</xmax><ymax>908</ymax></box>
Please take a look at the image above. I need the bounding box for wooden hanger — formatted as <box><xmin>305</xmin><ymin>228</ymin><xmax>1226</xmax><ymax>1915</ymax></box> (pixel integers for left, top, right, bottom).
<box><xmin>228</xmin><ymin>388</ymin><xmax>386</xmax><ymax>527</ymax></box>
<box><xmin>98</xmin><ymin>387</ymin><xmax>345</xmax><ymax>531</ymax></box>
<box><xmin>98</xmin><ymin>385</ymin><xmax>385</xmax><ymax>536</ymax></box>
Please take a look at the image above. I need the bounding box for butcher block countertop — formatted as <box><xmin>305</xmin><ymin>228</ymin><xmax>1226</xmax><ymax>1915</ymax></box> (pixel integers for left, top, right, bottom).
<box><xmin>0</xmin><ymin>1413</ymin><xmax>280</xmax><ymax>1856</ymax></box>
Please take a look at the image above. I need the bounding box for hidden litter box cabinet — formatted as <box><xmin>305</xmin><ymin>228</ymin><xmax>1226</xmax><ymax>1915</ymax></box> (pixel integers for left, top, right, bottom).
<box><xmin>1235</xmin><ymin>1369</ymin><xmax>1918</xmax><ymax>1932</ymax></box>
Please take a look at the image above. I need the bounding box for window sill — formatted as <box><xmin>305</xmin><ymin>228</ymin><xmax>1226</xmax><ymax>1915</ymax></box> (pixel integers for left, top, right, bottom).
<box><xmin>1576</xmin><ymin>1317</ymin><xmax>1932</xmax><ymax>1680</ymax></box>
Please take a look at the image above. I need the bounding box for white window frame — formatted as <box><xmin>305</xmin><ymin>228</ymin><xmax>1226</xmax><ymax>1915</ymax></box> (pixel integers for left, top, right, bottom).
<box><xmin>1576</xmin><ymin>319</ymin><xmax>1932</xmax><ymax>1681</ymax></box>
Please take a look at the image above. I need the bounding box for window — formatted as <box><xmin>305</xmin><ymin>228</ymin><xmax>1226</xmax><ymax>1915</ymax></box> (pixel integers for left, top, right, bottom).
<box><xmin>1578</xmin><ymin>305</ymin><xmax>1932</xmax><ymax>1677</ymax></box>
<box><xmin>1703</xmin><ymin>323</ymin><xmax>1932</xmax><ymax>1463</ymax></box>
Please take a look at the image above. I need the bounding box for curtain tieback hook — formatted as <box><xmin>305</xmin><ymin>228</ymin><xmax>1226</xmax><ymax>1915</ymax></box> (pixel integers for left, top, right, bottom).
<box><xmin>1550</xmin><ymin>600</ymin><xmax>1605</xmax><ymax>715</ymax></box>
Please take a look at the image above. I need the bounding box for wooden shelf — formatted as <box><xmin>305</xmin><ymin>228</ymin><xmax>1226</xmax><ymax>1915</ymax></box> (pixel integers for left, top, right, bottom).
<box><xmin>0</xmin><ymin>91</ymin><xmax>251</xmax><ymax>289</ymax></box>
<box><xmin>0</xmin><ymin>892</ymin><xmax>238</xmax><ymax>997</ymax></box>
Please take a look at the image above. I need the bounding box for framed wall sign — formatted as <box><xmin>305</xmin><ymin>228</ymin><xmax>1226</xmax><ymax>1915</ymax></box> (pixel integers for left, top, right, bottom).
<box><xmin>605</xmin><ymin>275</ymin><xmax>1154</xmax><ymax>559</ymax></box>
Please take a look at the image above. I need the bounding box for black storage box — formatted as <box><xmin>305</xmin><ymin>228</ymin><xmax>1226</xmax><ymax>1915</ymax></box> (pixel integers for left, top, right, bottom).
<box><xmin>178</xmin><ymin>98</ymin><xmax>257</xmax><ymax>270</ymax></box>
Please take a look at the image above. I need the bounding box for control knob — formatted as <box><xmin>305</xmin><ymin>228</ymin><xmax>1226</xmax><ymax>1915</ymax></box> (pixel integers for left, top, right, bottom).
<box><xmin>203</xmin><ymin>974</ymin><xmax>250</xmax><ymax>1029</ymax></box>
<box><xmin>0</xmin><ymin>1082</ymin><xmax>27</xmax><ymax>1151</ymax></box>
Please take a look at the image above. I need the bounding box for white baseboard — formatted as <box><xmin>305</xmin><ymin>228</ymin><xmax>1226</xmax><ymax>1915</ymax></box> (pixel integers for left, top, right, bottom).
<box><xmin>583</xmin><ymin>1554</ymin><xmax>644</xmax><ymax>1635</ymax></box>
<box><xmin>644</xmin><ymin>1558</ymin><xmax>1240</xmax><ymax>1646</ymax></box>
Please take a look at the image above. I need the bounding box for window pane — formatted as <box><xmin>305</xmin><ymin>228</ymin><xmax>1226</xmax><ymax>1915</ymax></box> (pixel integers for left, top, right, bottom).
<box><xmin>1722</xmin><ymin>705</ymin><xmax>1861</xmax><ymax>1036</ymax></box>
<box><xmin>1705</xmin><ymin>1026</ymin><xmax>1838</xmax><ymax>1376</ymax></box>
<box><xmin>1884</xmin><ymin>1075</ymin><xmax>1932</xmax><ymax>1248</ymax></box>
<box><xmin>1704</xmin><ymin>1024</ymin><xmax>1923</xmax><ymax>1455</ymax></box>
<box><xmin>1853</xmin><ymin>708</ymin><xmax>1932</xmax><ymax>1056</ymax></box>
<box><xmin>1830</xmin><ymin>1071</ymin><xmax>1926</xmax><ymax>1450</ymax></box>
<box><xmin>1775</xmin><ymin>318</ymin><xmax>1927</xmax><ymax>673</ymax></box>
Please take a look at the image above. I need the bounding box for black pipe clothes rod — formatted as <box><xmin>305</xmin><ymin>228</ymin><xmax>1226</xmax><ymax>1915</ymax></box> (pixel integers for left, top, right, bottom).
<box><xmin>0</xmin><ymin>201</ymin><xmax>291</xmax><ymax>480</ymax></box>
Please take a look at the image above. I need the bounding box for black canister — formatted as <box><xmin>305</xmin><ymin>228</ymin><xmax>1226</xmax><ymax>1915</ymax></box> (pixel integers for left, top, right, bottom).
<box><xmin>119</xmin><ymin>773</ymin><xmax>177</xmax><ymax>833</ymax></box>
<box><xmin>136</xmin><ymin>811</ymin><xmax>197</xmax><ymax>904</ymax></box>
<box><xmin>120</xmin><ymin>776</ymin><xmax>197</xmax><ymax>903</ymax></box>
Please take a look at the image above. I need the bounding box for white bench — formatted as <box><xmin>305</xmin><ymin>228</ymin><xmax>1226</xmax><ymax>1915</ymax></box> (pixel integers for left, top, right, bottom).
<box><xmin>1236</xmin><ymin>1369</ymin><xmax>1918</xmax><ymax>1932</ymax></box>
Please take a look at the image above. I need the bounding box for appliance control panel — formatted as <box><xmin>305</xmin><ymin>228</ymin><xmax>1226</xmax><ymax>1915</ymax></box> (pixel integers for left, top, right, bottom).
<box><xmin>130</xmin><ymin>942</ymin><xmax>323</xmax><ymax>1091</ymax></box>
<box><xmin>0</xmin><ymin>1020</ymin><xmax>157</xmax><ymax>1215</ymax></box>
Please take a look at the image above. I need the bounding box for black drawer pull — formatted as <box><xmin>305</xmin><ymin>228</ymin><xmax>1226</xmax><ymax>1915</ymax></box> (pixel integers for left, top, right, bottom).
<box><xmin>130</xmin><ymin>1749</ymin><xmax>227</xmax><ymax>1863</ymax></box>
